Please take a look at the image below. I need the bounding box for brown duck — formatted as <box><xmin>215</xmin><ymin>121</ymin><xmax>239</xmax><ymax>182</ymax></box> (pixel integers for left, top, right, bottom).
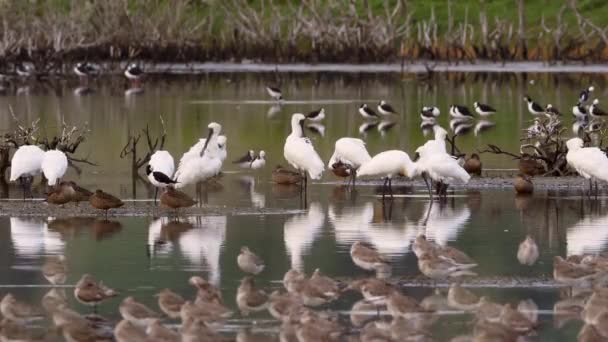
<box><xmin>46</xmin><ymin>182</ymin><xmax>73</xmax><ymax>206</ymax></box>
<box><xmin>272</xmin><ymin>165</ymin><xmax>303</xmax><ymax>185</ymax></box>
<box><xmin>160</xmin><ymin>187</ymin><xmax>196</xmax><ymax>211</ymax></box>
<box><xmin>514</xmin><ymin>174</ymin><xmax>534</xmax><ymax>194</ymax></box>
<box><xmin>90</xmin><ymin>190</ymin><xmax>124</xmax><ymax>215</ymax></box>
<box><xmin>66</xmin><ymin>181</ymin><xmax>93</xmax><ymax>203</ymax></box>
<box><xmin>519</xmin><ymin>154</ymin><xmax>544</xmax><ymax>176</ymax></box>
<box><xmin>463</xmin><ymin>153</ymin><xmax>482</xmax><ymax>176</ymax></box>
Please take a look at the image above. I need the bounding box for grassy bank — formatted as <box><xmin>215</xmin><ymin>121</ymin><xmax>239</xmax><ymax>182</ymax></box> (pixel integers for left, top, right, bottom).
<box><xmin>2</xmin><ymin>0</ymin><xmax>608</xmax><ymax>66</ymax></box>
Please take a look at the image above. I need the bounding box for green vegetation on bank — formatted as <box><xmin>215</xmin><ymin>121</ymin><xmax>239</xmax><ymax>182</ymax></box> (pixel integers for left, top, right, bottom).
<box><xmin>3</xmin><ymin>0</ymin><xmax>608</xmax><ymax>64</ymax></box>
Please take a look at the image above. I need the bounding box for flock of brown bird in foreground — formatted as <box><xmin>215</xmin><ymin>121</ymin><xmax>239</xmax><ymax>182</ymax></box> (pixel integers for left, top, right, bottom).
<box><xmin>2</xmin><ymin>233</ymin><xmax>608</xmax><ymax>341</ymax></box>
<box><xmin>46</xmin><ymin>180</ymin><xmax>197</xmax><ymax>215</ymax></box>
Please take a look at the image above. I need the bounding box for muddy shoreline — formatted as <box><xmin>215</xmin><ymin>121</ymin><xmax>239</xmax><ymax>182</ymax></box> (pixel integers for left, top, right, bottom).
<box><xmin>0</xmin><ymin>177</ymin><xmax>594</xmax><ymax>217</ymax></box>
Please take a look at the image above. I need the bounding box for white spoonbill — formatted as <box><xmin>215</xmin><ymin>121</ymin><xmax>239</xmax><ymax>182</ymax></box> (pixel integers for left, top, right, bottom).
<box><xmin>217</xmin><ymin>135</ymin><xmax>227</xmax><ymax>162</ymax></box>
<box><xmin>41</xmin><ymin>150</ymin><xmax>68</xmax><ymax>187</ymax></box>
<box><xmin>10</xmin><ymin>145</ymin><xmax>45</xmax><ymax>199</ymax></box>
<box><xmin>415</xmin><ymin>142</ymin><xmax>470</xmax><ymax>199</ymax></box>
<box><xmin>174</xmin><ymin>122</ymin><xmax>224</xmax><ymax>188</ymax></box>
<box><xmin>283</xmin><ymin>113</ymin><xmax>324</xmax><ymax>191</ymax></box>
<box><xmin>146</xmin><ymin>150</ymin><xmax>176</xmax><ymax>203</ymax></box>
<box><xmin>328</xmin><ymin>137</ymin><xmax>371</xmax><ymax>189</ymax></box>
<box><xmin>356</xmin><ymin>150</ymin><xmax>417</xmax><ymax>198</ymax></box>
<box><xmin>566</xmin><ymin>137</ymin><xmax>608</xmax><ymax>194</ymax></box>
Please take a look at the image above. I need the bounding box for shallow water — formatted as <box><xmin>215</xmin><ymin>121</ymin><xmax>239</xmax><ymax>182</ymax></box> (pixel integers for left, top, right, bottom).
<box><xmin>0</xmin><ymin>71</ymin><xmax>602</xmax><ymax>198</ymax></box>
<box><xmin>3</xmin><ymin>185</ymin><xmax>608</xmax><ymax>340</ymax></box>
<box><xmin>0</xmin><ymin>72</ymin><xmax>606</xmax><ymax>340</ymax></box>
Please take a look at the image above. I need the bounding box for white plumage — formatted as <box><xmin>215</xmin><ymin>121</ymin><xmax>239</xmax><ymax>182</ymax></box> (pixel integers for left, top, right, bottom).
<box><xmin>217</xmin><ymin>135</ymin><xmax>227</xmax><ymax>162</ymax></box>
<box><xmin>10</xmin><ymin>145</ymin><xmax>45</xmax><ymax>182</ymax></box>
<box><xmin>283</xmin><ymin>113</ymin><xmax>324</xmax><ymax>180</ymax></box>
<box><xmin>251</xmin><ymin>151</ymin><xmax>266</xmax><ymax>170</ymax></box>
<box><xmin>174</xmin><ymin>122</ymin><xmax>224</xmax><ymax>188</ymax></box>
<box><xmin>328</xmin><ymin>138</ymin><xmax>371</xmax><ymax>171</ymax></box>
<box><xmin>357</xmin><ymin>150</ymin><xmax>417</xmax><ymax>180</ymax></box>
<box><xmin>41</xmin><ymin>150</ymin><xmax>68</xmax><ymax>186</ymax></box>
<box><xmin>416</xmin><ymin>144</ymin><xmax>470</xmax><ymax>185</ymax></box>
<box><xmin>419</xmin><ymin>125</ymin><xmax>448</xmax><ymax>155</ymax></box>
<box><xmin>147</xmin><ymin>150</ymin><xmax>175</xmax><ymax>187</ymax></box>
<box><xmin>566</xmin><ymin>138</ymin><xmax>608</xmax><ymax>182</ymax></box>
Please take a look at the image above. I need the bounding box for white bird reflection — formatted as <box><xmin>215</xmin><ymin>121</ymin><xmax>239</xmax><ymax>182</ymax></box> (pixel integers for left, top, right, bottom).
<box><xmin>418</xmin><ymin>202</ymin><xmax>470</xmax><ymax>246</ymax></box>
<box><xmin>11</xmin><ymin>217</ymin><xmax>64</xmax><ymax>258</ymax></box>
<box><xmin>238</xmin><ymin>176</ymin><xmax>266</xmax><ymax>209</ymax></box>
<box><xmin>364</xmin><ymin>217</ymin><xmax>418</xmax><ymax>256</ymax></box>
<box><xmin>567</xmin><ymin>211</ymin><xmax>608</xmax><ymax>256</ymax></box>
<box><xmin>267</xmin><ymin>104</ymin><xmax>282</xmax><ymax>118</ymax></box>
<box><xmin>147</xmin><ymin>217</ymin><xmax>174</xmax><ymax>257</ymax></box>
<box><xmin>284</xmin><ymin>202</ymin><xmax>325</xmax><ymax>271</ymax></box>
<box><xmin>178</xmin><ymin>216</ymin><xmax>227</xmax><ymax>286</ymax></box>
<box><xmin>329</xmin><ymin>201</ymin><xmax>416</xmax><ymax>257</ymax></box>
<box><xmin>328</xmin><ymin>202</ymin><xmax>374</xmax><ymax>243</ymax></box>
<box><xmin>474</xmin><ymin>120</ymin><xmax>496</xmax><ymax>136</ymax></box>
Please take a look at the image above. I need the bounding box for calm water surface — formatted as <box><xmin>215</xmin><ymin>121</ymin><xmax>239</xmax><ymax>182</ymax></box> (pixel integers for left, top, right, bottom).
<box><xmin>0</xmin><ymin>72</ymin><xmax>607</xmax><ymax>340</ymax></box>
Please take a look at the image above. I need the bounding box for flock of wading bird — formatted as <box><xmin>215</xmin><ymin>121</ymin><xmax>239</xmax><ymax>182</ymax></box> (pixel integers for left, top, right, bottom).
<box><xmin>4</xmin><ymin>231</ymin><xmax>608</xmax><ymax>341</ymax></box>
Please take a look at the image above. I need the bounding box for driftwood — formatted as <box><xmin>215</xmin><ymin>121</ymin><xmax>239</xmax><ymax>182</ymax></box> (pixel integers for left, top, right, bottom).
<box><xmin>120</xmin><ymin>116</ymin><xmax>167</xmax><ymax>172</ymax></box>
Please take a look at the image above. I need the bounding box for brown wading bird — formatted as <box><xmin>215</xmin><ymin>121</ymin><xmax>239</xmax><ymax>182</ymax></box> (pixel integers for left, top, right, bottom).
<box><xmin>514</xmin><ymin>174</ymin><xmax>534</xmax><ymax>194</ymax></box>
<box><xmin>160</xmin><ymin>187</ymin><xmax>196</xmax><ymax>213</ymax></box>
<box><xmin>236</xmin><ymin>276</ymin><xmax>269</xmax><ymax>315</ymax></box>
<box><xmin>272</xmin><ymin>165</ymin><xmax>303</xmax><ymax>185</ymax></box>
<box><xmin>0</xmin><ymin>293</ymin><xmax>43</xmax><ymax>324</ymax></box>
<box><xmin>73</xmin><ymin>274</ymin><xmax>117</xmax><ymax>312</ymax></box>
<box><xmin>155</xmin><ymin>288</ymin><xmax>185</xmax><ymax>319</ymax></box>
<box><xmin>118</xmin><ymin>296</ymin><xmax>160</xmax><ymax>327</ymax></box>
<box><xmin>41</xmin><ymin>255</ymin><xmax>68</xmax><ymax>285</ymax></box>
<box><xmin>114</xmin><ymin>319</ymin><xmax>148</xmax><ymax>342</ymax></box>
<box><xmin>463</xmin><ymin>153</ymin><xmax>482</xmax><ymax>176</ymax></box>
<box><xmin>350</xmin><ymin>241</ymin><xmax>391</xmax><ymax>272</ymax></box>
<box><xmin>89</xmin><ymin>190</ymin><xmax>124</xmax><ymax>216</ymax></box>
<box><xmin>237</xmin><ymin>246</ymin><xmax>265</xmax><ymax>275</ymax></box>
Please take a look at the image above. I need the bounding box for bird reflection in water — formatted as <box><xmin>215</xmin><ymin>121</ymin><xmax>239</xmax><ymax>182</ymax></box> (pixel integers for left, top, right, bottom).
<box><xmin>91</xmin><ymin>219</ymin><xmax>123</xmax><ymax>241</ymax></box>
<box><xmin>284</xmin><ymin>202</ymin><xmax>324</xmax><ymax>271</ymax></box>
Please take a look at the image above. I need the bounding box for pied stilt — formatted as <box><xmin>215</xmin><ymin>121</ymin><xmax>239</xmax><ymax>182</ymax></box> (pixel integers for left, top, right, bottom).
<box><xmin>124</xmin><ymin>63</ymin><xmax>144</xmax><ymax>87</ymax></box>
<box><xmin>356</xmin><ymin>150</ymin><xmax>417</xmax><ymax>199</ymax></box>
<box><xmin>306</xmin><ymin>108</ymin><xmax>325</xmax><ymax>122</ymax></box>
<box><xmin>266</xmin><ymin>86</ymin><xmax>282</xmax><ymax>101</ymax></box>
<box><xmin>579</xmin><ymin>86</ymin><xmax>594</xmax><ymax>103</ymax></box>
<box><xmin>15</xmin><ymin>63</ymin><xmax>33</xmax><ymax>78</ymax></box>
<box><xmin>545</xmin><ymin>104</ymin><xmax>562</xmax><ymax>117</ymax></box>
<box><xmin>524</xmin><ymin>96</ymin><xmax>544</xmax><ymax>115</ymax></box>
<box><xmin>473</xmin><ymin>102</ymin><xmax>497</xmax><ymax>116</ymax></box>
<box><xmin>41</xmin><ymin>150</ymin><xmax>68</xmax><ymax>188</ymax></box>
<box><xmin>377</xmin><ymin>100</ymin><xmax>397</xmax><ymax>116</ymax></box>
<box><xmin>566</xmin><ymin>137</ymin><xmax>608</xmax><ymax>195</ymax></box>
<box><xmin>328</xmin><ymin>137</ymin><xmax>372</xmax><ymax>189</ymax></box>
<box><xmin>449</xmin><ymin>105</ymin><xmax>474</xmax><ymax>119</ymax></box>
<box><xmin>283</xmin><ymin>113</ymin><xmax>324</xmax><ymax>196</ymax></box>
<box><xmin>589</xmin><ymin>99</ymin><xmax>608</xmax><ymax>118</ymax></box>
<box><xmin>146</xmin><ymin>150</ymin><xmax>176</xmax><ymax>204</ymax></box>
<box><xmin>359</xmin><ymin>104</ymin><xmax>380</xmax><ymax>120</ymax></box>
<box><xmin>420</xmin><ymin>106</ymin><xmax>440</xmax><ymax>120</ymax></box>
<box><xmin>10</xmin><ymin>145</ymin><xmax>45</xmax><ymax>199</ymax></box>
<box><xmin>233</xmin><ymin>150</ymin><xmax>256</xmax><ymax>169</ymax></box>
<box><xmin>251</xmin><ymin>151</ymin><xmax>266</xmax><ymax>170</ymax></box>
<box><xmin>572</xmin><ymin>102</ymin><xmax>588</xmax><ymax>120</ymax></box>
<box><xmin>74</xmin><ymin>62</ymin><xmax>99</xmax><ymax>78</ymax></box>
